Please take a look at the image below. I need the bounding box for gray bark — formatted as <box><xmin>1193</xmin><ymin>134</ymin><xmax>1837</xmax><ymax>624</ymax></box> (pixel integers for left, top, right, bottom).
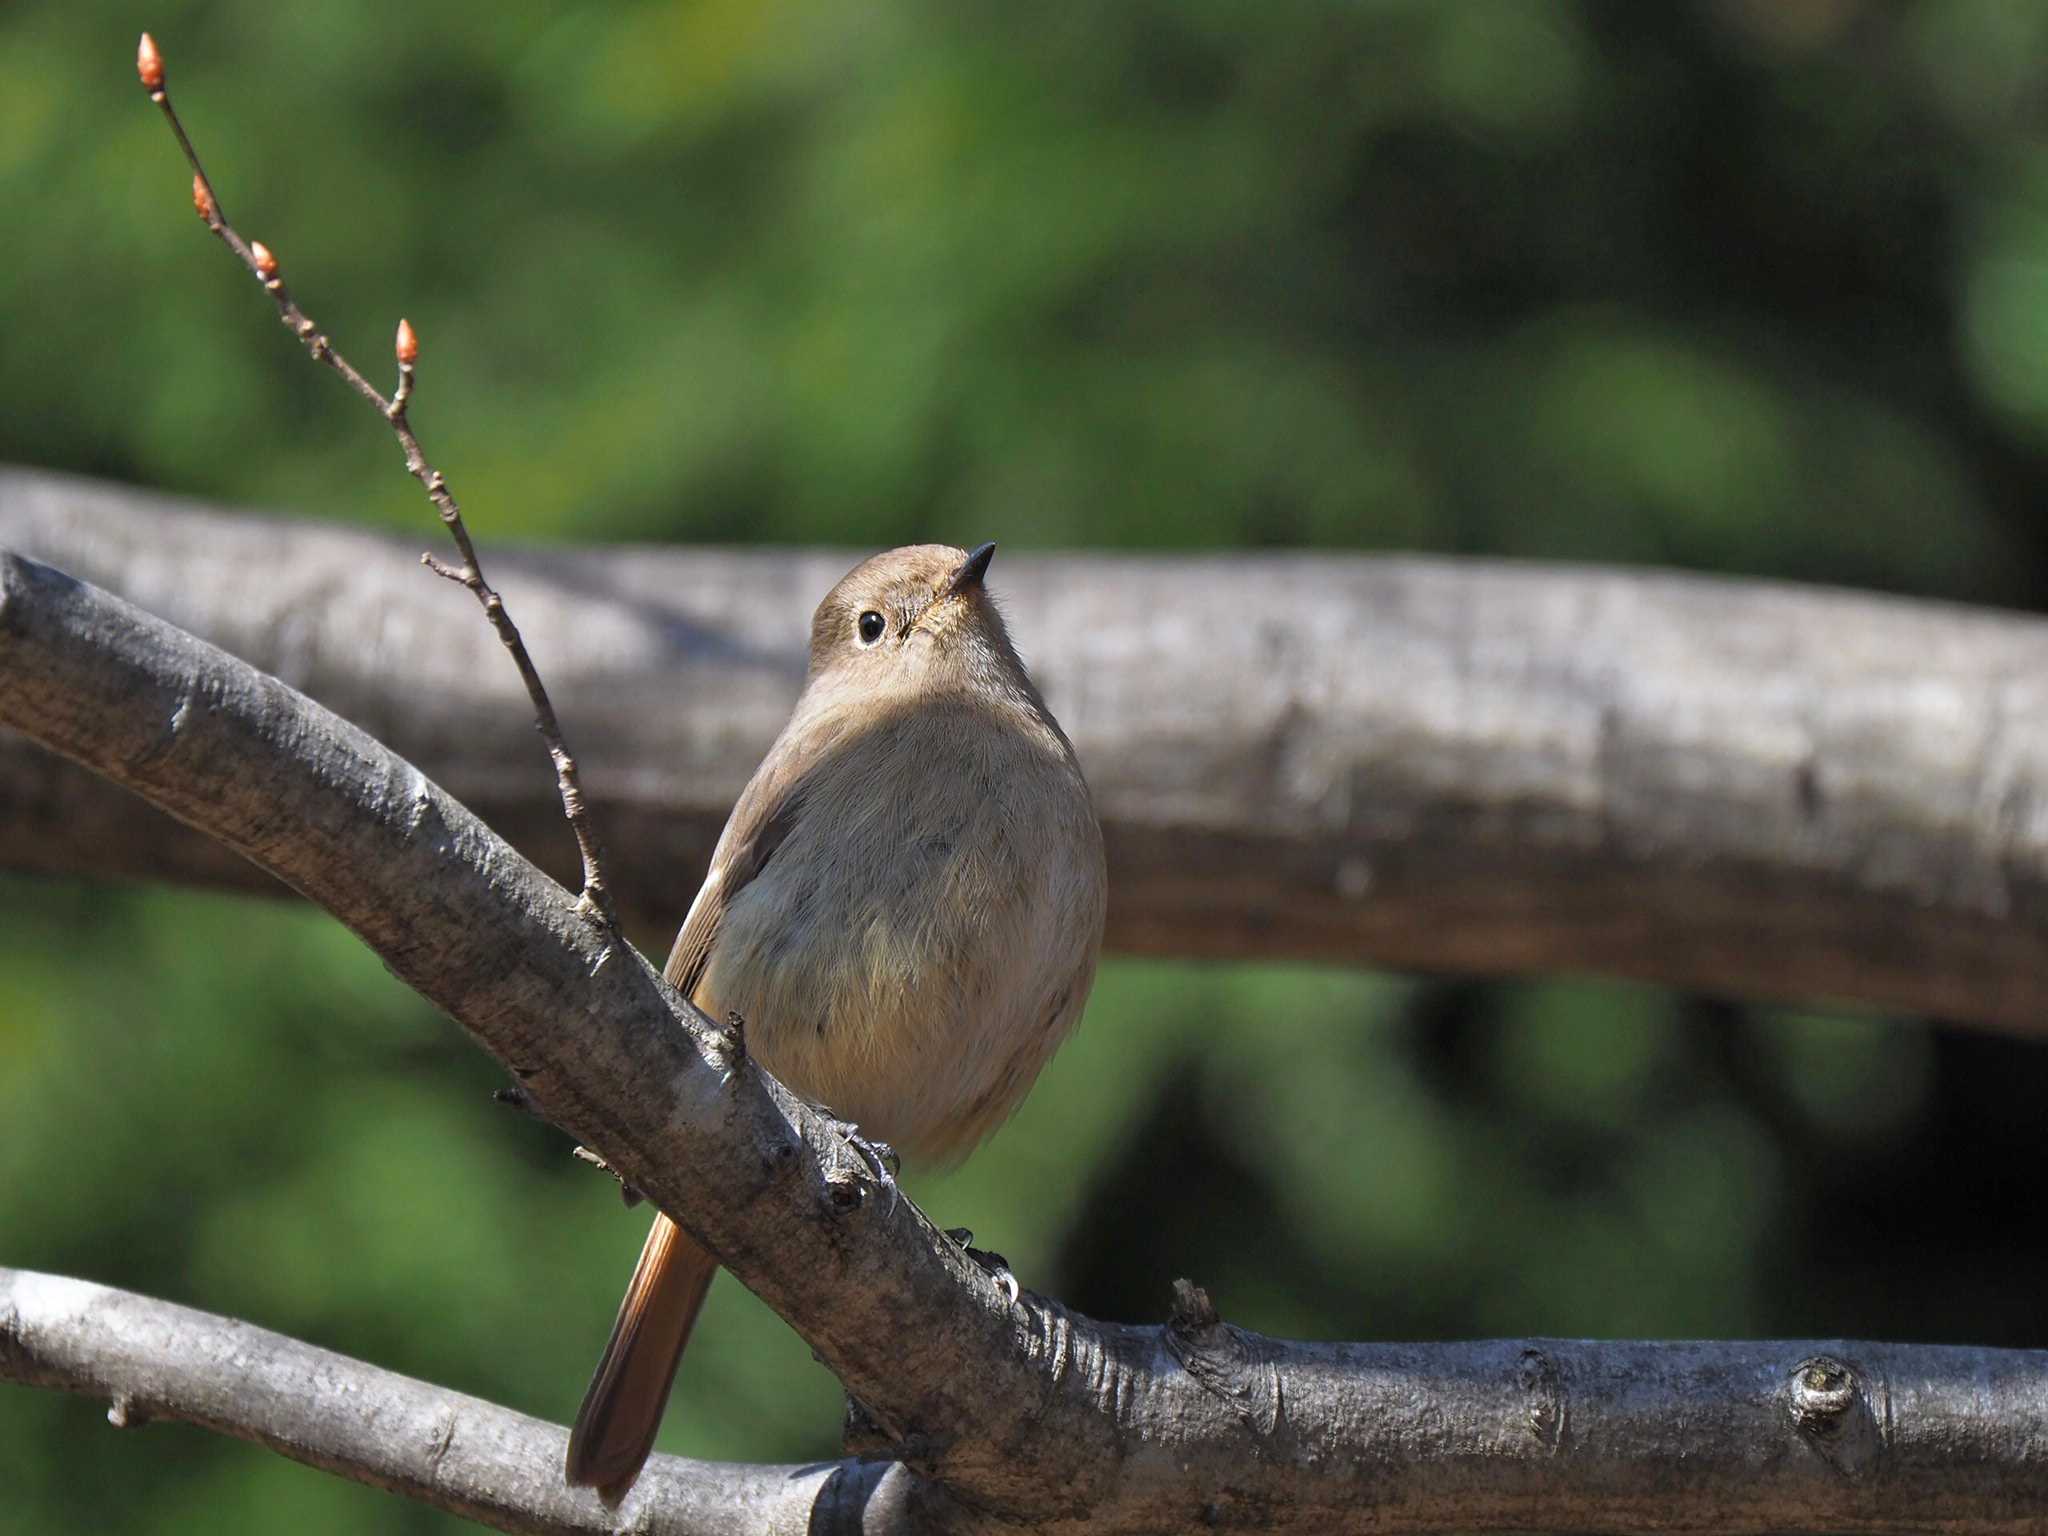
<box><xmin>0</xmin><ymin>1268</ymin><xmax>907</xmax><ymax>1536</ymax></box>
<box><xmin>7</xmin><ymin>465</ymin><xmax>2048</xmax><ymax>1031</ymax></box>
<box><xmin>6</xmin><ymin>542</ymin><xmax>2048</xmax><ymax>1532</ymax></box>
<box><xmin>5</xmin><ymin>1266</ymin><xmax>2047</xmax><ymax>1535</ymax></box>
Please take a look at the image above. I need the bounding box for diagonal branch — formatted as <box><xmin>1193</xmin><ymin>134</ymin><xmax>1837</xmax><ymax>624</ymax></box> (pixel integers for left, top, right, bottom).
<box><xmin>6</xmin><ymin>1263</ymin><xmax>2048</xmax><ymax>1535</ymax></box>
<box><xmin>7</xmin><ymin>466</ymin><xmax>2048</xmax><ymax>1032</ymax></box>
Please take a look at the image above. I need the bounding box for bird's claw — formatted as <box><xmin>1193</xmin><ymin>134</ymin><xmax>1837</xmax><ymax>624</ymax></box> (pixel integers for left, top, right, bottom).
<box><xmin>826</xmin><ymin>1120</ymin><xmax>900</xmax><ymax>1214</ymax></box>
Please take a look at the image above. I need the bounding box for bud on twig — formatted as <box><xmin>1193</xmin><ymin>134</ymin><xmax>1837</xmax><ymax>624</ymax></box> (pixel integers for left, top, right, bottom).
<box><xmin>136</xmin><ymin>33</ymin><xmax>164</xmax><ymax>92</ymax></box>
<box><xmin>128</xmin><ymin>31</ymin><xmax>624</xmax><ymax>930</ymax></box>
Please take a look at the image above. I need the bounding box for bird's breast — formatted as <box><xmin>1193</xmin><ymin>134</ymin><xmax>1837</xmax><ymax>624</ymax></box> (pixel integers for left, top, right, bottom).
<box><xmin>694</xmin><ymin>705</ymin><xmax>1103</xmax><ymax>1163</ymax></box>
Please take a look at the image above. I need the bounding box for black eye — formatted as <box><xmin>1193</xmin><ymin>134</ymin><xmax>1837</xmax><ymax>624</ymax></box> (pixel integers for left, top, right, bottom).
<box><xmin>856</xmin><ymin>610</ymin><xmax>886</xmax><ymax>645</ymax></box>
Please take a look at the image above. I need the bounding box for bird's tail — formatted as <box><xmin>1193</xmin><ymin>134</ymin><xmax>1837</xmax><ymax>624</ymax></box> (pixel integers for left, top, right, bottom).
<box><xmin>565</xmin><ymin>1212</ymin><xmax>717</xmax><ymax>1499</ymax></box>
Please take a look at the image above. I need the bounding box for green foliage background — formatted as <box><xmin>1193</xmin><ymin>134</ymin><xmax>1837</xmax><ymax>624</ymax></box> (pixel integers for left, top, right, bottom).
<box><xmin>5</xmin><ymin>2</ymin><xmax>2048</xmax><ymax>1530</ymax></box>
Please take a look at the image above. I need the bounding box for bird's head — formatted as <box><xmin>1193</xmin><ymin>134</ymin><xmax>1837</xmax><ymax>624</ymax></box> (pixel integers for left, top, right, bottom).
<box><xmin>807</xmin><ymin>542</ymin><xmax>1024</xmax><ymax>698</ymax></box>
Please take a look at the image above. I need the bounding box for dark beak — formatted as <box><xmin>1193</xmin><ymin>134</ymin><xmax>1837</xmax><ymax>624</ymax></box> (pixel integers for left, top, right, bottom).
<box><xmin>945</xmin><ymin>541</ymin><xmax>996</xmax><ymax>597</ymax></box>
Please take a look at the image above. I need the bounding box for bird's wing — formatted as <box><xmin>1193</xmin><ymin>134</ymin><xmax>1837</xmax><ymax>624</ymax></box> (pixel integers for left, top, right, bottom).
<box><xmin>662</xmin><ymin>761</ymin><xmax>807</xmax><ymax>1002</ymax></box>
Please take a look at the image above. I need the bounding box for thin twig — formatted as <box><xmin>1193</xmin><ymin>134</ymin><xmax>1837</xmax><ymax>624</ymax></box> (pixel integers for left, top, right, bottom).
<box><xmin>133</xmin><ymin>32</ymin><xmax>617</xmax><ymax>928</ymax></box>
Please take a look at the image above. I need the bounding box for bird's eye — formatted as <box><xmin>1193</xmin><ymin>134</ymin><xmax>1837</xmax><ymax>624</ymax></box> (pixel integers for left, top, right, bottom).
<box><xmin>856</xmin><ymin>610</ymin><xmax>886</xmax><ymax>645</ymax></box>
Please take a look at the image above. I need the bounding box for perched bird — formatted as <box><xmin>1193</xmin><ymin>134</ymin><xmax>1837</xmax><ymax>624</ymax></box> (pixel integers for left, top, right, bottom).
<box><xmin>566</xmin><ymin>541</ymin><xmax>1107</xmax><ymax>1498</ymax></box>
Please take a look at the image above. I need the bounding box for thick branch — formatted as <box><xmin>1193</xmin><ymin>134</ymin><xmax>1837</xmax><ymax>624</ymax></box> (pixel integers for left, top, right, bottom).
<box><xmin>6</xmin><ymin>467</ymin><xmax>2048</xmax><ymax>1030</ymax></box>
<box><xmin>0</xmin><ymin>1268</ymin><xmax>907</xmax><ymax>1536</ymax></box>
<box><xmin>6</xmin><ymin>1266</ymin><xmax>2048</xmax><ymax>1535</ymax></box>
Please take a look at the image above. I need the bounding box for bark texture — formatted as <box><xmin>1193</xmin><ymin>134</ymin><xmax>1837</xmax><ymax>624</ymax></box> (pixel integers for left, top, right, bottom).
<box><xmin>7</xmin><ymin>466</ymin><xmax>2048</xmax><ymax>1030</ymax></box>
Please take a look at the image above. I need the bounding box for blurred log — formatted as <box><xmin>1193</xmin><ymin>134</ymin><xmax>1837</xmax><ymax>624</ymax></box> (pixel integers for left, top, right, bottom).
<box><xmin>5</xmin><ymin>464</ymin><xmax>2047</xmax><ymax>1031</ymax></box>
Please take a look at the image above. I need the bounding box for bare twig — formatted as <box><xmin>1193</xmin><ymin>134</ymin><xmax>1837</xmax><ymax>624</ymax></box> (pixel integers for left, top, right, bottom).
<box><xmin>132</xmin><ymin>33</ymin><xmax>615</xmax><ymax>927</ymax></box>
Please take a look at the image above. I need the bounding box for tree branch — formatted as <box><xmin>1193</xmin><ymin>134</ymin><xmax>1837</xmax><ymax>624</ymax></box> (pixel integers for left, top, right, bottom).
<box><xmin>0</xmin><ymin>1267</ymin><xmax>909</xmax><ymax>1536</ymax></box>
<box><xmin>7</xmin><ymin>465</ymin><xmax>2048</xmax><ymax>1032</ymax></box>
<box><xmin>6</xmin><ymin>1264</ymin><xmax>2047</xmax><ymax>1535</ymax></box>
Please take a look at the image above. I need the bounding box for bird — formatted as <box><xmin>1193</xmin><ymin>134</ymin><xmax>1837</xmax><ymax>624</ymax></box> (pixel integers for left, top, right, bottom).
<box><xmin>565</xmin><ymin>541</ymin><xmax>1107</xmax><ymax>1498</ymax></box>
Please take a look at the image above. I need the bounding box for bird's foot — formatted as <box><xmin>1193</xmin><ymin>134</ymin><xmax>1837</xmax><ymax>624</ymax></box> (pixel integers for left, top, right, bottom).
<box><xmin>945</xmin><ymin>1227</ymin><xmax>1020</xmax><ymax>1307</ymax></box>
<box><xmin>824</xmin><ymin>1119</ymin><xmax>901</xmax><ymax>1214</ymax></box>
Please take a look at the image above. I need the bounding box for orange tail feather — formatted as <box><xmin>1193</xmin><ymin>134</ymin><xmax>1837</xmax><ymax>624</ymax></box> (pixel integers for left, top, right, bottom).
<box><xmin>565</xmin><ymin>1213</ymin><xmax>717</xmax><ymax>1499</ymax></box>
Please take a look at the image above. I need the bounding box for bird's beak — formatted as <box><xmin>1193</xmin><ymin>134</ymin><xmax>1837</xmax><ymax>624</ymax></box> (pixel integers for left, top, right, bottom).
<box><xmin>945</xmin><ymin>541</ymin><xmax>997</xmax><ymax>597</ymax></box>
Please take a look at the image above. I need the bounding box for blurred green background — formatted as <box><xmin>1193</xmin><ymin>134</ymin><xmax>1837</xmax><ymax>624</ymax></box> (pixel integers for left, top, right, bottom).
<box><xmin>6</xmin><ymin>1</ymin><xmax>2048</xmax><ymax>1529</ymax></box>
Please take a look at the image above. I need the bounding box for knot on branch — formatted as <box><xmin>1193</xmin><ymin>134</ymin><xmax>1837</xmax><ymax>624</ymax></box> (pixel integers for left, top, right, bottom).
<box><xmin>1518</xmin><ymin>1346</ymin><xmax>1570</xmax><ymax>1455</ymax></box>
<box><xmin>107</xmin><ymin>1393</ymin><xmax>151</xmax><ymax>1429</ymax></box>
<box><xmin>1165</xmin><ymin>1280</ymin><xmax>1283</xmax><ymax>1437</ymax></box>
<box><xmin>720</xmin><ymin>1009</ymin><xmax>749</xmax><ymax>1074</ymax></box>
<box><xmin>1169</xmin><ymin>1278</ymin><xmax>1220</xmax><ymax>1333</ymax></box>
<box><xmin>1787</xmin><ymin>1353</ymin><xmax>1885</xmax><ymax>1477</ymax></box>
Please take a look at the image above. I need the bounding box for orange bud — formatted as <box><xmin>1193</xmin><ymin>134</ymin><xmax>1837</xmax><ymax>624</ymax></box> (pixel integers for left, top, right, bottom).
<box><xmin>395</xmin><ymin>317</ymin><xmax>419</xmax><ymax>366</ymax></box>
<box><xmin>250</xmin><ymin>240</ymin><xmax>278</xmax><ymax>277</ymax></box>
<box><xmin>191</xmin><ymin>175</ymin><xmax>215</xmax><ymax>222</ymax></box>
<box><xmin>137</xmin><ymin>33</ymin><xmax>164</xmax><ymax>91</ymax></box>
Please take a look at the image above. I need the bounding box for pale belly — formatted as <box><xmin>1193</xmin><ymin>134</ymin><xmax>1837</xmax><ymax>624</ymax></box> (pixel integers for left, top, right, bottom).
<box><xmin>693</xmin><ymin>816</ymin><xmax>1095</xmax><ymax>1165</ymax></box>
